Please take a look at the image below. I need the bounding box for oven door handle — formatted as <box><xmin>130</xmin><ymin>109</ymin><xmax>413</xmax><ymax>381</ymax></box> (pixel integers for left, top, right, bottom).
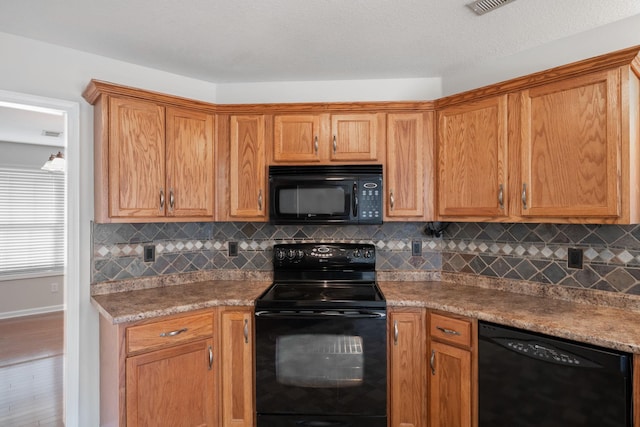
<box><xmin>255</xmin><ymin>310</ymin><xmax>386</xmax><ymax>319</ymax></box>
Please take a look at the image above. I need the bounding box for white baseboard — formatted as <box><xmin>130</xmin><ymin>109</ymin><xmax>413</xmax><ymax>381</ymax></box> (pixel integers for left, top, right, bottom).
<box><xmin>0</xmin><ymin>304</ymin><xmax>65</xmax><ymax>320</ymax></box>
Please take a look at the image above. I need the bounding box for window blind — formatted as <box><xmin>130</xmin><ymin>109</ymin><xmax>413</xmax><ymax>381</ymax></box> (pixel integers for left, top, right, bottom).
<box><xmin>0</xmin><ymin>168</ymin><xmax>65</xmax><ymax>278</ymax></box>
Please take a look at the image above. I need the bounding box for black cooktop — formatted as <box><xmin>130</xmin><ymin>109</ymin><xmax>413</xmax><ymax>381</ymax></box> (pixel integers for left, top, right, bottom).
<box><xmin>256</xmin><ymin>243</ymin><xmax>386</xmax><ymax>310</ymax></box>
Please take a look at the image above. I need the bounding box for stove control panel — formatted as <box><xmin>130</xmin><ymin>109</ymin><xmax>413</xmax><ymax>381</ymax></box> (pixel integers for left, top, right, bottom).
<box><xmin>273</xmin><ymin>243</ymin><xmax>376</xmax><ymax>268</ymax></box>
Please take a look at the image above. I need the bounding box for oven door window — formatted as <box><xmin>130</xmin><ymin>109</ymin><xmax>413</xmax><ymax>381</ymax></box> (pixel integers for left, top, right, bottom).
<box><xmin>277</xmin><ymin>334</ymin><xmax>364</xmax><ymax>388</ymax></box>
<box><xmin>255</xmin><ymin>314</ymin><xmax>386</xmax><ymax>416</ymax></box>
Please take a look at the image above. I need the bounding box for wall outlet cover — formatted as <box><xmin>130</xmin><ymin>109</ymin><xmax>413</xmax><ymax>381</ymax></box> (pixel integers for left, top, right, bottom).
<box><xmin>144</xmin><ymin>245</ymin><xmax>155</xmax><ymax>263</ymax></box>
<box><xmin>567</xmin><ymin>247</ymin><xmax>583</xmax><ymax>269</ymax></box>
<box><xmin>412</xmin><ymin>240</ymin><xmax>422</xmax><ymax>256</ymax></box>
<box><xmin>229</xmin><ymin>241</ymin><xmax>238</xmax><ymax>257</ymax></box>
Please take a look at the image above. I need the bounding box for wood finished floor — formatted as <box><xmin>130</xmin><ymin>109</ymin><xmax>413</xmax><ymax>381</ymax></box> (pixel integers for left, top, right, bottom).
<box><xmin>0</xmin><ymin>311</ymin><xmax>64</xmax><ymax>426</ymax></box>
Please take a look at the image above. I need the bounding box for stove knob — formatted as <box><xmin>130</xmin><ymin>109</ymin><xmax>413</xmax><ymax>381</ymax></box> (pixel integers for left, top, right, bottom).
<box><xmin>296</xmin><ymin>249</ymin><xmax>305</xmax><ymax>259</ymax></box>
<box><xmin>287</xmin><ymin>249</ymin><xmax>296</xmax><ymax>259</ymax></box>
<box><xmin>353</xmin><ymin>249</ymin><xmax>361</xmax><ymax>258</ymax></box>
<box><xmin>364</xmin><ymin>249</ymin><xmax>373</xmax><ymax>258</ymax></box>
<box><xmin>275</xmin><ymin>249</ymin><xmax>286</xmax><ymax>261</ymax></box>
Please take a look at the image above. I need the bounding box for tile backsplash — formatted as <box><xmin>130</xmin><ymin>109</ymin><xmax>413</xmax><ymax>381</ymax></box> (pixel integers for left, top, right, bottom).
<box><xmin>92</xmin><ymin>221</ymin><xmax>640</xmax><ymax>295</ymax></box>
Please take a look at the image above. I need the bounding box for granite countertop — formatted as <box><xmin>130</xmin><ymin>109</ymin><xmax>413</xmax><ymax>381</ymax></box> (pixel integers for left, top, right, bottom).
<box><xmin>91</xmin><ymin>280</ymin><xmax>271</xmax><ymax>324</ymax></box>
<box><xmin>380</xmin><ymin>280</ymin><xmax>640</xmax><ymax>353</ymax></box>
<box><xmin>91</xmin><ymin>275</ymin><xmax>640</xmax><ymax>353</ymax></box>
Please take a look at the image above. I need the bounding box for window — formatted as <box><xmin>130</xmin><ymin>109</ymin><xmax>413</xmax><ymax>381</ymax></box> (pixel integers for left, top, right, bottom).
<box><xmin>0</xmin><ymin>167</ymin><xmax>65</xmax><ymax>278</ymax></box>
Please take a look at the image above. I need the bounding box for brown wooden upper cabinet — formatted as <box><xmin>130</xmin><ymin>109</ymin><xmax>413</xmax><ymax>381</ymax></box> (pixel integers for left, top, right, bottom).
<box><xmin>84</xmin><ymin>81</ymin><xmax>215</xmax><ymax>223</ymax></box>
<box><xmin>386</xmin><ymin>112</ymin><xmax>435</xmax><ymax>221</ymax></box>
<box><xmin>272</xmin><ymin>113</ymin><xmax>385</xmax><ymax>163</ymax></box>
<box><xmin>437</xmin><ymin>58</ymin><xmax>640</xmax><ymax>224</ymax></box>
<box><xmin>216</xmin><ymin>114</ymin><xmax>268</xmax><ymax>221</ymax></box>
<box><xmin>437</xmin><ymin>95</ymin><xmax>508</xmax><ymax>220</ymax></box>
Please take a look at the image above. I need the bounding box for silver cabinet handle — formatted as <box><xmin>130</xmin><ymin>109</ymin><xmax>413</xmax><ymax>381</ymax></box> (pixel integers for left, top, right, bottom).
<box><xmin>243</xmin><ymin>318</ymin><xmax>249</xmax><ymax>344</ymax></box>
<box><xmin>314</xmin><ymin>136</ymin><xmax>318</xmax><ymax>154</ymax></box>
<box><xmin>208</xmin><ymin>345</ymin><xmax>213</xmax><ymax>370</ymax></box>
<box><xmin>390</xmin><ymin>191</ymin><xmax>395</xmax><ymax>210</ymax></box>
<box><xmin>159</xmin><ymin>189</ymin><xmax>165</xmax><ymax>210</ymax></box>
<box><xmin>258</xmin><ymin>189</ymin><xmax>263</xmax><ymax>211</ymax></box>
<box><xmin>430</xmin><ymin>349</ymin><xmax>436</xmax><ymax>375</ymax></box>
<box><xmin>159</xmin><ymin>327</ymin><xmax>187</xmax><ymax>337</ymax></box>
<box><xmin>522</xmin><ymin>183</ymin><xmax>528</xmax><ymax>210</ymax></box>
<box><xmin>436</xmin><ymin>326</ymin><xmax>461</xmax><ymax>336</ymax></box>
<box><xmin>393</xmin><ymin>320</ymin><xmax>398</xmax><ymax>345</ymax></box>
<box><xmin>498</xmin><ymin>184</ymin><xmax>504</xmax><ymax>210</ymax></box>
<box><xmin>169</xmin><ymin>188</ymin><xmax>175</xmax><ymax>210</ymax></box>
<box><xmin>332</xmin><ymin>135</ymin><xmax>337</xmax><ymax>154</ymax></box>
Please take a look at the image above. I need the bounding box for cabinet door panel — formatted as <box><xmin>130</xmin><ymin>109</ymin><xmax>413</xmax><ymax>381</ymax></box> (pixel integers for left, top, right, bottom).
<box><xmin>126</xmin><ymin>339</ymin><xmax>215</xmax><ymax>427</ymax></box>
<box><xmin>229</xmin><ymin>115</ymin><xmax>266</xmax><ymax>219</ymax></box>
<box><xmin>165</xmin><ymin>107</ymin><xmax>214</xmax><ymax>218</ymax></box>
<box><xmin>389</xmin><ymin>309</ymin><xmax>426</xmax><ymax>427</ymax></box>
<box><xmin>438</xmin><ymin>96</ymin><xmax>508</xmax><ymax>217</ymax></box>
<box><xmin>109</xmin><ymin>97</ymin><xmax>165</xmax><ymax>218</ymax></box>
<box><xmin>219</xmin><ymin>308</ymin><xmax>254</xmax><ymax>427</ymax></box>
<box><xmin>429</xmin><ymin>341</ymin><xmax>472</xmax><ymax>427</ymax></box>
<box><xmin>520</xmin><ymin>70</ymin><xmax>621</xmax><ymax>217</ymax></box>
<box><xmin>273</xmin><ymin>114</ymin><xmax>322</xmax><ymax>162</ymax></box>
<box><xmin>330</xmin><ymin>114</ymin><xmax>381</xmax><ymax>161</ymax></box>
<box><xmin>386</xmin><ymin>113</ymin><xmax>426</xmax><ymax>219</ymax></box>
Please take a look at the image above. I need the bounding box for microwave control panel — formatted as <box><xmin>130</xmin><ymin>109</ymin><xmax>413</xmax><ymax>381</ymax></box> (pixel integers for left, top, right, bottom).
<box><xmin>359</xmin><ymin>178</ymin><xmax>382</xmax><ymax>222</ymax></box>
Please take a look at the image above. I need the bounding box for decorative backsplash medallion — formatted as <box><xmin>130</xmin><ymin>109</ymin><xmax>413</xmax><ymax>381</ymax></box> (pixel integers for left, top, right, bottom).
<box><xmin>92</xmin><ymin>221</ymin><xmax>640</xmax><ymax>295</ymax></box>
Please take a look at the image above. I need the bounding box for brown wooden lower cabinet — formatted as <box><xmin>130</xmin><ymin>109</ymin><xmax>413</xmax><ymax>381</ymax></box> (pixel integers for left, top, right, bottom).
<box><xmin>388</xmin><ymin>308</ymin><xmax>477</xmax><ymax>427</ymax></box>
<box><xmin>99</xmin><ymin>306</ymin><xmax>256</xmax><ymax>427</ymax></box>
<box><xmin>427</xmin><ymin>311</ymin><xmax>477</xmax><ymax>427</ymax></box>
<box><xmin>126</xmin><ymin>339</ymin><xmax>216</xmax><ymax>427</ymax></box>
<box><xmin>388</xmin><ymin>307</ymin><xmax>427</xmax><ymax>427</ymax></box>
<box><xmin>218</xmin><ymin>307</ymin><xmax>254</xmax><ymax>427</ymax></box>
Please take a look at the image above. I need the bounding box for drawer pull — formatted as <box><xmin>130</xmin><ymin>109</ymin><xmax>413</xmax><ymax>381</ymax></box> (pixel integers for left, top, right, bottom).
<box><xmin>393</xmin><ymin>320</ymin><xmax>398</xmax><ymax>345</ymax></box>
<box><xmin>243</xmin><ymin>319</ymin><xmax>249</xmax><ymax>344</ymax></box>
<box><xmin>208</xmin><ymin>345</ymin><xmax>213</xmax><ymax>370</ymax></box>
<box><xmin>430</xmin><ymin>349</ymin><xmax>436</xmax><ymax>375</ymax></box>
<box><xmin>159</xmin><ymin>327</ymin><xmax>188</xmax><ymax>337</ymax></box>
<box><xmin>436</xmin><ymin>326</ymin><xmax>461</xmax><ymax>336</ymax></box>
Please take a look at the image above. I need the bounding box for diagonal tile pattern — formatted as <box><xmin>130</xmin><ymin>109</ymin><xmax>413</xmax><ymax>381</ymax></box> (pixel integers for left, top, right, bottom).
<box><xmin>92</xmin><ymin>221</ymin><xmax>640</xmax><ymax>295</ymax></box>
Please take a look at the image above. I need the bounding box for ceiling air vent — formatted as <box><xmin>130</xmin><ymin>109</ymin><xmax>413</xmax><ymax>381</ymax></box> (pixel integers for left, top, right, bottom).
<box><xmin>467</xmin><ymin>0</ymin><xmax>516</xmax><ymax>15</ymax></box>
<box><xmin>42</xmin><ymin>130</ymin><xmax>63</xmax><ymax>138</ymax></box>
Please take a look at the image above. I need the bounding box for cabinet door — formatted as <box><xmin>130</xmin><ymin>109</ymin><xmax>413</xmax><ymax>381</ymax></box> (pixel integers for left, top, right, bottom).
<box><xmin>166</xmin><ymin>107</ymin><xmax>215</xmax><ymax>218</ymax></box>
<box><xmin>109</xmin><ymin>97</ymin><xmax>165</xmax><ymax>218</ymax></box>
<box><xmin>330</xmin><ymin>113</ymin><xmax>383</xmax><ymax>161</ymax></box>
<box><xmin>386</xmin><ymin>112</ymin><xmax>433</xmax><ymax>220</ymax></box>
<box><xmin>389</xmin><ymin>309</ymin><xmax>426</xmax><ymax>427</ymax></box>
<box><xmin>219</xmin><ymin>308</ymin><xmax>254</xmax><ymax>427</ymax></box>
<box><xmin>229</xmin><ymin>115</ymin><xmax>267</xmax><ymax>219</ymax></box>
<box><xmin>428</xmin><ymin>341</ymin><xmax>472</xmax><ymax>427</ymax></box>
<box><xmin>273</xmin><ymin>114</ymin><xmax>322</xmax><ymax>162</ymax></box>
<box><xmin>437</xmin><ymin>95</ymin><xmax>508</xmax><ymax>218</ymax></box>
<box><xmin>519</xmin><ymin>70</ymin><xmax>621</xmax><ymax>218</ymax></box>
<box><xmin>126</xmin><ymin>339</ymin><xmax>215</xmax><ymax>427</ymax></box>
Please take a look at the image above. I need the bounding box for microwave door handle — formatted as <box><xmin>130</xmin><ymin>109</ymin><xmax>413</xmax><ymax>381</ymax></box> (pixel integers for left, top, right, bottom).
<box><xmin>353</xmin><ymin>183</ymin><xmax>358</xmax><ymax>218</ymax></box>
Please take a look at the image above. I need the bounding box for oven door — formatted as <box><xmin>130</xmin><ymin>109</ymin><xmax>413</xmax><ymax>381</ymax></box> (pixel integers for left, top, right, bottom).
<box><xmin>255</xmin><ymin>309</ymin><xmax>387</xmax><ymax>419</ymax></box>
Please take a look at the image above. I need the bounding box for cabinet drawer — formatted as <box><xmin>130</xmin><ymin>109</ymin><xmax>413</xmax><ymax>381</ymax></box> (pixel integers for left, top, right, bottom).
<box><xmin>127</xmin><ymin>312</ymin><xmax>213</xmax><ymax>355</ymax></box>
<box><xmin>429</xmin><ymin>312</ymin><xmax>472</xmax><ymax>348</ymax></box>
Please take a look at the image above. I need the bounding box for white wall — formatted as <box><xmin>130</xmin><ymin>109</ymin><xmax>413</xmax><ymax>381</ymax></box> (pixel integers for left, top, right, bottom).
<box><xmin>442</xmin><ymin>13</ymin><xmax>640</xmax><ymax>96</ymax></box>
<box><xmin>0</xmin><ymin>275</ymin><xmax>64</xmax><ymax>318</ymax></box>
<box><xmin>0</xmin><ymin>31</ymin><xmax>220</xmax><ymax>427</ymax></box>
<box><xmin>216</xmin><ymin>77</ymin><xmax>442</xmax><ymax>104</ymax></box>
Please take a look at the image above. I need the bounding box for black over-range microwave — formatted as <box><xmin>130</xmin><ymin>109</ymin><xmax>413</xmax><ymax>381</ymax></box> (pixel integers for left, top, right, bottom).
<box><xmin>268</xmin><ymin>165</ymin><xmax>383</xmax><ymax>224</ymax></box>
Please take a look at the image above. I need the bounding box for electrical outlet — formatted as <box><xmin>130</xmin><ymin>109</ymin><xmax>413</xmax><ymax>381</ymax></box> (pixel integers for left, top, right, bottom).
<box><xmin>50</xmin><ymin>282</ymin><xmax>59</xmax><ymax>293</ymax></box>
<box><xmin>412</xmin><ymin>240</ymin><xmax>422</xmax><ymax>256</ymax></box>
<box><xmin>228</xmin><ymin>241</ymin><xmax>238</xmax><ymax>257</ymax></box>
<box><xmin>144</xmin><ymin>245</ymin><xmax>155</xmax><ymax>262</ymax></box>
<box><xmin>567</xmin><ymin>247</ymin><xmax>583</xmax><ymax>269</ymax></box>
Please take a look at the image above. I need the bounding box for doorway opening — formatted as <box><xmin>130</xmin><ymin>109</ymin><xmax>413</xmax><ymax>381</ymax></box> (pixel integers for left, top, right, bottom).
<box><xmin>0</xmin><ymin>91</ymin><xmax>80</xmax><ymax>426</ymax></box>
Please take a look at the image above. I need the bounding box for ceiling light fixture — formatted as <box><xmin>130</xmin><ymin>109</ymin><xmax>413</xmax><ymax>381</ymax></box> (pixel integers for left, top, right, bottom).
<box><xmin>467</xmin><ymin>0</ymin><xmax>516</xmax><ymax>15</ymax></box>
<box><xmin>41</xmin><ymin>151</ymin><xmax>65</xmax><ymax>172</ymax></box>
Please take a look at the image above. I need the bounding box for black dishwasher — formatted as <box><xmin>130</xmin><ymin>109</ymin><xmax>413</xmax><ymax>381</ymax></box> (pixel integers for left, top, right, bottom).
<box><xmin>479</xmin><ymin>321</ymin><xmax>633</xmax><ymax>427</ymax></box>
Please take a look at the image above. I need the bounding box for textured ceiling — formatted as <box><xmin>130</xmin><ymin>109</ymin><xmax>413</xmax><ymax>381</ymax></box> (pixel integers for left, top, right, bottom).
<box><xmin>0</xmin><ymin>0</ymin><xmax>639</xmax><ymax>83</ymax></box>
